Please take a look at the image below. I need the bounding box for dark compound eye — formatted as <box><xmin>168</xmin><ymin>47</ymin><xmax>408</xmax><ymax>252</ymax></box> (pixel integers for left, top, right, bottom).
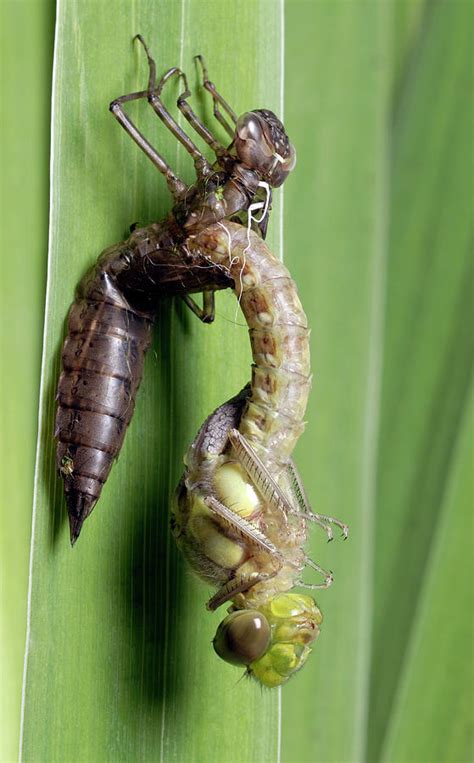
<box><xmin>236</xmin><ymin>113</ymin><xmax>267</xmax><ymax>148</ymax></box>
<box><xmin>234</xmin><ymin>112</ymin><xmax>275</xmax><ymax>170</ymax></box>
<box><xmin>233</xmin><ymin>111</ymin><xmax>295</xmax><ymax>187</ymax></box>
<box><xmin>213</xmin><ymin>610</ymin><xmax>271</xmax><ymax>666</ymax></box>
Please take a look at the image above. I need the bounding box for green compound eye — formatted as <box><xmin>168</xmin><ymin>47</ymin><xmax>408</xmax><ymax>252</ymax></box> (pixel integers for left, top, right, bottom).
<box><xmin>213</xmin><ymin>610</ymin><xmax>271</xmax><ymax>666</ymax></box>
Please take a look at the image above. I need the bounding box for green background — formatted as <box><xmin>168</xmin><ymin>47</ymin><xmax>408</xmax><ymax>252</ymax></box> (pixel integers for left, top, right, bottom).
<box><xmin>1</xmin><ymin>1</ymin><xmax>472</xmax><ymax>762</ymax></box>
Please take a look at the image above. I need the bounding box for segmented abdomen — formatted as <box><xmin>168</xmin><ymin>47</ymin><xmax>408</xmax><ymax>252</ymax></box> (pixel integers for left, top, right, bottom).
<box><xmin>56</xmin><ymin>224</ymin><xmax>234</xmax><ymax>543</ymax></box>
<box><xmin>56</xmin><ymin>291</ymin><xmax>153</xmax><ymax>543</ymax></box>
<box><xmin>188</xmin><ymin>221</ymin><xmax>311</xmax><ymax>470</ymax></box>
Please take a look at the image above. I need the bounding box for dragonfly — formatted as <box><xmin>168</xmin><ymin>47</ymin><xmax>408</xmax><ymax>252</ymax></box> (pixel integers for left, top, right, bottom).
<box><xmin>173</xmin><ymin>220</ymin><xmax>348</xmax><ymax>686</ymax></box>
<box><xmin>55</xmin><ymin>37</ymin><xmax>347</xmax><ymax>686</ymax></box>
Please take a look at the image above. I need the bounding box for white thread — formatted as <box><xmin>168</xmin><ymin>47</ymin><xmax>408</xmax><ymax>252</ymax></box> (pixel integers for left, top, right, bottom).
<box><xmin>216</xmin><ymin>220</ymin><xmax>244</xmax><ymax>325</ymax></box>
<box><xmin>217</xmin><ymin>182</ymin><xmax>271</xmax><ymax>324</ymax></box>
<box><xmin>247</xmin><ymin>181</ymin><xmax>271</xmax><ymax>232</ymax></box>
<box><xmin>217</xmin><ymin>220</ymin><xmax>237</xmax><ymax>268</ymax></box>
<box><xmin>229</xmin><ymin>182</ymin><xmax>270</xmax><ymax>323</ymax></box>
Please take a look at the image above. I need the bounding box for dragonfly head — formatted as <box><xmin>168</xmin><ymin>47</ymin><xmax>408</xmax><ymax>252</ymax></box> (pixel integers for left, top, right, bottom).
<box><xmin>213</xmin><ymin>592</ymin><xmax>322</xmax><ymax>687</ymax></box>
<box><xmin>233</xmin><ymin>110</ymin><xmax>297</xmax><ymax>188</ymax></box>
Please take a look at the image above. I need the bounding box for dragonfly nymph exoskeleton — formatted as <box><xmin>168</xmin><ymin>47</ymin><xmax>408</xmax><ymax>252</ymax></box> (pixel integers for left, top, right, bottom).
<box><xmin>55</xmin><ymin>37</ymin><xmax>347</xmax><ymax>687</ymax></box>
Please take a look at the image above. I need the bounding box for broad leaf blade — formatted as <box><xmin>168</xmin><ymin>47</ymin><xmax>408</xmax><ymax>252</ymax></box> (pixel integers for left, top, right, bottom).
<box><xmin>370</xmin><ymin>3</ymin><xmax>473</xmax><ymax>760</ymax></box>
<box><xmin>0</xmin><ymin>2</ymin><xmax>54</xmax><ymax>761</ymax></box>
<box><xmin>380</xmin><ymin>384</ymin><xmax>473</xmax><ymax>763</ymax></box>
<box><xmin>283</xmin><ymin>2</ymin><xmax>473</xmax><ymax>762</ymax></box>
<box><xmin>282</xmin><ymin>3</ymin><xmax>391</xmax><ymax>760</ymax></box>
<box><xmin>13</xmin><ymin>2</ymin><xmax>473</xmax><ymax>761</ymax></box>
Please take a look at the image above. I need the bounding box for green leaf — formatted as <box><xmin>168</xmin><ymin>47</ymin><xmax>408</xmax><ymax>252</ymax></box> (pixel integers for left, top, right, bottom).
<box><xmin>282</xmin><ymin>2</ymin><xmax>392</xmax><ymax>760</ymax></box>
<box><xmin>282</xmin><ymin>1</ymin><xmax>473</xmax><ymax>762</ymax></box>
<box><xmin>369</xmin><ymin>3</ymin><xmax>473</xmax><ymax>760</ymax></box>
<box><xmin>380</xmin><ymin>383</ymin><xmax>473</xmax><ymax>763</ymax></box>
<box><xmin>0</xmin><ymin>2</ymin><xmax>54</xmax><ymax>761</ymax></box>
<box><xmin>20</xmin><ymin>2</ymin><xmax>284</xmax><ymax>761</ymax></box>
<box><xmin>7</xmin><ymin>1</ymin><xmax>473</xmax><ymax>761</ymax></box>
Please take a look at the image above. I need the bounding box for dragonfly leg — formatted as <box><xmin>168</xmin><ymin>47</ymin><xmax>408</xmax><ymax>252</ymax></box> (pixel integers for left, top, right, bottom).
<box><xmin>176</xmin><ymin>79</ymin><xmax>231</xmax><ymax>164</ymax></box>
<box><xmin>307</xmin><ymin>512</ymin><xmax>349</xmax><ymax>540</ymax></box>
<box><xmin>207</xmin><ymin>571</ymin><xmax>277</xmax><ymax>611</ymax></box>
<box><xmin>287</xmin><ymin>460</ymin><xmax>349</xmax><ymax>541</ymax></box>
<box><xmin>227</xmin><ymin>428</ymin><xmax>296</xmax><ymax>525</ymax></box>
<box><xmin>134</xmin><ymin>36</ymin><xmax>213</xmax><ymax>179</ymax></box>
<box><xmin>195</xmin><ymin>55</ymin><xmax>237</xmax><ymax>138</ymax></box>
<box><xmin>296</xmin><ymin>577</ymin><xmax>333</xmax><ymax>591</ymax></box>
<box><xmin>109</xmin><ymin>91</ymin><xmax>187</xmax><ymax>199</ymax></box>
<box><xmin>298</xmin><ymin>556</ymin><xmax>334</xmax><ymax>590</ymax></box>
<box><xmin>181</xmin><ymin>290</ymin><xmax>215</xmax><ymax>323</ymax></box>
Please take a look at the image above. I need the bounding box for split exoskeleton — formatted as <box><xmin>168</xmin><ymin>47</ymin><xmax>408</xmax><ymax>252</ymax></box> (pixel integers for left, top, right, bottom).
<box><xmin>55</xmin><ymin>37</ymin><xmax>347</xmax><ymax>687</ymax></box>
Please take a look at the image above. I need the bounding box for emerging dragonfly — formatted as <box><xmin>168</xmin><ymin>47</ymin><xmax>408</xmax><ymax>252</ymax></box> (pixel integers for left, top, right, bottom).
<box><xmin>173</xmin><ymin>222</ymin><xmax>348</xmax><ymax>687</ymax></box>
<box><xmin>55</xmin><ymin>37</ymin><xmax>348</xmax><ymax>686</ymax></box>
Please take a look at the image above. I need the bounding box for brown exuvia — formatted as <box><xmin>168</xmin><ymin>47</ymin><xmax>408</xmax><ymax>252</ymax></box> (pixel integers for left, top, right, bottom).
<box><xmin>55</xmin><ymin>36</ymin><xmax>296</xmax><ymax>543</ymax></box>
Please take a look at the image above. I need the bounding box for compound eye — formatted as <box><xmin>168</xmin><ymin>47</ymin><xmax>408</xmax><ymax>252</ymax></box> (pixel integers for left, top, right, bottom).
<box><xmin>236</xmin><ymin>113</ymin><xmax>264</xmax><ymax>143</ymax></box>
<box><xmin>213</xmin><ymin>610</ymin><xmax>271</xmax><ymax>666</ymax></box>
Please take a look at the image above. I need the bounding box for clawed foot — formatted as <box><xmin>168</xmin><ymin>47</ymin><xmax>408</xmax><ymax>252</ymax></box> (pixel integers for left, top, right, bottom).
<box><xmin>307</xmin><ymin>512</ymin><xmax>349</xmax><ymax>542</ymax></box>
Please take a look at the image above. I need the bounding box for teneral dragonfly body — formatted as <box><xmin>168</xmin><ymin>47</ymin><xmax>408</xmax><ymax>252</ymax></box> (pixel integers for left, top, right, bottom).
<box><xmin>173</xmin><ymin>223</ymin><xmax>346</xmax><ymax>686</ymax></box>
